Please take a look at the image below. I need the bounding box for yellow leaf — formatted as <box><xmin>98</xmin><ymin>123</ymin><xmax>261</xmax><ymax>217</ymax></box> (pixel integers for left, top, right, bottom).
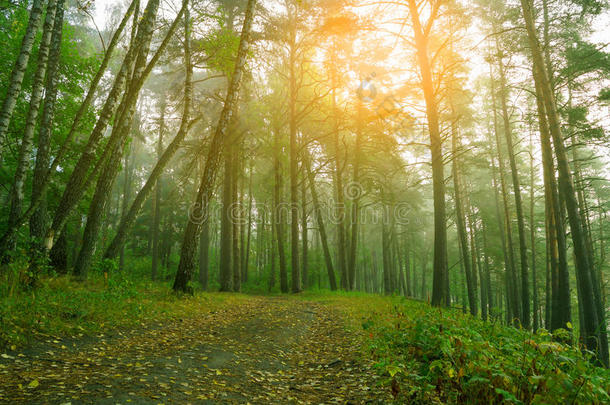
<box><xmin>28</xmin><ymin>379</ymin><xmax>39</xmax><ymax>388</ymax></box>
<box><xmin>566</xmin><ymin>322</ymin><xmax>573</xmax><ymax>329</ymax></box>
<box><xmin>448</xmin><ymin>368</ymin><xmax>455</xmax><ymax>378</ymax></box>
<box><xmin>216</xmin><ymin>369</ymin><xmax>222</xmax><ymax>375</ymax></box>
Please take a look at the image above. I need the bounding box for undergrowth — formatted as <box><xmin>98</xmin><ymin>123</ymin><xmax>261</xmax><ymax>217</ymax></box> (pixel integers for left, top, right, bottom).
<box><xmin>0</xmin><ymin>265</ymin><xmax>244</xmax><ymax>350</ymax></box>
<box><xmin>330</xmin><ymin>294</ymin><xmax>610</xmax><ymax>404</ymax></box>
<box><xmin>2</xmin><ymin>276</ymin><xmax>609</xmax><ymax>404</ymax></box>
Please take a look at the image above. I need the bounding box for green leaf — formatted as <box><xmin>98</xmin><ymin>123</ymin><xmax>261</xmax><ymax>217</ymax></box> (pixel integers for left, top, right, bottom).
<box><xmin>387</xmin><ymin>364</ymin><xmax>401</xmax><ymax>377</ymax></box>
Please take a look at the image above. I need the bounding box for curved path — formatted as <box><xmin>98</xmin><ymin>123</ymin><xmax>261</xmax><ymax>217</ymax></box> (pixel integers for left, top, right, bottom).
<box><xmin>0</xmin><ymin>296</ymin><xmax>391</xmax><ymax>403</ymax></box>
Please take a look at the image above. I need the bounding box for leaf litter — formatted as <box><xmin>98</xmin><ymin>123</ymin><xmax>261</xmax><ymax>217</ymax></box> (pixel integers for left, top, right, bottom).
<box><xmin>0</xmin><ymin>296</ymin><xmax>391</xmax><ymax>403</ymax></box>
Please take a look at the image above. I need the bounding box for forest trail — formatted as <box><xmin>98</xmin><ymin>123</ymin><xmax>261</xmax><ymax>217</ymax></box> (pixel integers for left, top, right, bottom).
<box><xmin>0</xmin><ymin>296</ymin><xmax>391</xmax><ymax>404</ymax></box>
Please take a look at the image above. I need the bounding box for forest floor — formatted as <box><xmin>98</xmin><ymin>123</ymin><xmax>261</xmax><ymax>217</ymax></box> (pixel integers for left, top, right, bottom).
<box><xmin>2</xmin><ymin>277</ymin><xmax>609</xmax><ymax>404</ymax></box>
<box><xmin>0</xmin><ymin>294</ymin><xmax>393</xmax><ymax>404</ymax></box>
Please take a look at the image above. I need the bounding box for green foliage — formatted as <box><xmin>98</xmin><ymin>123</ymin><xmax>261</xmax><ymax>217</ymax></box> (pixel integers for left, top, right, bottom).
<box><xmin>199</xmin><ymin>27</ymin><xmax>240</xmax><ymax>76</ymax></box>
<box><xmin>0</xmin><ymin>250</ymin><xmax>33</xmax><ymax>298</ymax></box>
<box><xmin>363</xmin><ymin>299</ymin><xmax>610</xmax><ymax>404</ymax></box>
<box><xmin>0</xmin><ymin>273</ymin><xmax>237</xmax><ymax>350</ymax></box>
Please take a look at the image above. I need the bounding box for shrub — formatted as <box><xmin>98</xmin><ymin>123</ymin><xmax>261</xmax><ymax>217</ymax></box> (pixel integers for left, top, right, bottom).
<box><xmin>364</xmin><ymin>300</ymin><xmax>610</xmax><ymax>404</ymax></box>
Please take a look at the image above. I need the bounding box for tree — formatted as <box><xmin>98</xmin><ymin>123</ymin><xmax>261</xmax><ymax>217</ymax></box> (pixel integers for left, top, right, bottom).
<box><xmin>4</xmin><ymin>0</ymin><xmax>59</xmax><ymax>258</ymax></box>
<box><xmin>406</xmin><ymin>0</ymin><xmax>449</xmax><ymax>306</ymax></box>
<box><xmin>494</xmin><ymin>41</ymin><xmax>530</xmax><ymax>329</ymax></box>
<box><xmin>0</xmin><ymin>0</ymin><xmax>46</xmax><ymax>160</ymax></box>
<box><xmin>520</xmin><ymin>0</ymin><xmax>608</xmax><ymax>365</ymax></box>
<box><xmin>173</xmin><ymin>0</ymin><xmax>256</xmax><ymax>293</ymax></box>
<box><xmin>0</xmin><ymin>0</ymin><xmax>139</xmax><ymax>259</ymax></box>
<box><xmin>30</xmin><ymin>0</ymin><xmax>65</xmax><ymax>245</ymax></box>
<box><xmin>73</xmin><ymin>0</ymin><xmax>167</xmax><ymax>279</ymax></box>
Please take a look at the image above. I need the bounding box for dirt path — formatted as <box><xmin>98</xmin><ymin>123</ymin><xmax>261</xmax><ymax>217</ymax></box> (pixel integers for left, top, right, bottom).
<box><xmin>0</xmin><ymin>296</ymin><xmax>392</xmax><ymax>404</ymax></box>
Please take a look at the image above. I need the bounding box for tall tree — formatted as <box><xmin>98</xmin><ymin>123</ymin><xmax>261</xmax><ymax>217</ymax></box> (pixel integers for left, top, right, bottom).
<box><xmin>0</xmin><ymin>0</ymin><xmax>139</xmax><ymax>258</ymax></box>
<box><xmin>406</xmin><ymin>0</ymin><xmax>449</xmax><ymax>306</ymax></box>
<box><xmin>520</xmin><ymin>0</ymin><xmax>608</xmax><ymax>365</ymax></box>
<box><xmin>0</xmin><ymin>0</ymin><xmax>46</xmax><ymax>160</ymax></box>
<box><xmin>273</xmin><ymin>124</ymin><xmax>289</xmax><ymax>293</ymax></box>
<box><xmin>303</xmin><ymin>148</ymin><xmax>337</xmax><ymax>290</ymax></box>
<box><xmin>73</xmin><ymin>0</ymin><xmax>165</xmax><ymax>278</ymax></box>
<box><xmin>4</xmin><ymin>0</ymin><xmax>58</xmax><ymax>257</ymax></box>
<box><xmin>451</xmin><ymin>116</ymin><xmax>476</xmax><ymax>315</ymax></box>
<box><xmin>151</xmin><ymin>101</ymin><xmax>166</xmax><ymax>280</ymax></box>
<box><xmin>173</xmin><ymin>0</ymin><xmax>256</xmax><ymax>292</ymax></box>
<box><xmin>494</xmin><ymin>41</ymin><xmax>530</xmax><ymax>329</ymax></box>
<box><xmin>287</xmin><ymin>0</ymin><xmax>301</xmax><ymax>293</ymax></box>
<box><xmin>30</xmin><ymin>0</ymin><xmax>65</xmax><ymax>245</ymax></box>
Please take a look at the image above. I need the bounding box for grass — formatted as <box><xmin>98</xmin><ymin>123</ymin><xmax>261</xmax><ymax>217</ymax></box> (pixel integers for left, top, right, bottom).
<box><xmin>0</xmin><ymin>270</ymin><xmax>248</xmax><ymax>350</ymax></box>
<box><xmin>1</xmin><ymin>274</ymin><xmax>609</xmax><ymax>404</ymax></box>
<box><xmin>300</xmin><ymin>292</ymin><xmax>610</xmax><ymax>404</ymax></box>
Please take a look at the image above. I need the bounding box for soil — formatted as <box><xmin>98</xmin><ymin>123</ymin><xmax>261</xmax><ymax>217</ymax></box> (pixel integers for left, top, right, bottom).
<box><xmin>0</xmin><ymin>296</ymin><xmax>392</xmax><ymax>404</ymax></box>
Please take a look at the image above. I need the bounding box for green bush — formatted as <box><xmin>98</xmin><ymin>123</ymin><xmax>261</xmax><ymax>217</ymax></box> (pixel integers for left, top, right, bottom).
<box><xmin>365</xmin><ymin>300</ymin><xmax>610</xmax><ymax>404</ymax></box>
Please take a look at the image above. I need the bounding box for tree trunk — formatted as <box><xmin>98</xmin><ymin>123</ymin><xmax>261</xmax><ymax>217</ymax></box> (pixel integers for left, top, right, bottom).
<box><xmin>73</xmin><ymin>0</ymin><xmax>164</xmax><ymax>279</ymax></box>
<box><xmin>421</xmin><ymin>246</ymin><xmax>428</xmax><ymax>300</ymax></box>
<box><xmin>268</xmin><ymin>201</ymin><xmax>277</xmax><ymax>292</ymax></box>
<box><xmin>533</xmin><ymin>78</ymin><xmax>570</xmax><ymax>332</ymax></box>
<box><xmin>232</xmin><ymin>143</ymin><xmax>241</xmax><ymax>292</ymax></box>
<box><xmin>4</xmin><ymin>0</ymin><xmax>58</xmax><ymax>258</ymax></box>
<box><xmin>496</xmin><ymin>45</ymin><xmax>530</xmax><ymax>328</ymax></box>
<box><xmin>219</xmin><ymin>142</ymin><xmax>233</xmax><ymax>291</ymax></box>
<box><xmin>151</xmin><ymin>103</ymin><xmax>166</xmax><ymax>280</ymax></box>
<box><xmin>119</xmin><ymin>139</ymin><xmax>136</xmax><ymax>271</ymax></box>
<box><xmin>197</xmin><ymin>208</ymin><xmax>209</xmax><ymax>288</ymax></box>
<box><xmin>482</xmin><ymin>221</ymin><xmax>494</xmax><ymax>319</ymax></box>
<box><xmin>329</xmin><ymin>50</ymin><xmax>348</xmax><ymax>290</ymax></box>
<box><xmin>173</xmin><ymin>0</ymin><xmax>255</xmax><ymax>292</ymax></box>
<box><xmin>0</xmin><ymin>0</ymin><xmax>139</xmax><ymax>257</ymax></box>
<box><xmin>529</xmin><ymin>131</ymin><xmax>539</xmax><ymax>331</ymax></box>
<box><xmin>489</xmin><ymin>69</ymin><xmax>521</xmax><ymax>323</ymax></box>
<box><xmin>407</xmin><ymin>0</ymin><xmax>448</xmax><ymax>307</ymax></box>
<box><xmin>30</xmin><ymin>0</ymin><xmax>65</xmax><ymax>247</ymax></box>
<box><xmin>288</xmin><ymin>18</ymin><xmax>300</xmax><ymax>294</ymax></box>
<box><xmin>382</xmin><ymin>208</ymin><xmax>391</xmax><ymax>295</ymax></box>
<box><xmin>396</xmin><ymin>235</ymin><xmax>407</xmax><ymax>296</ymax></box>
<box><xmin>452</xmin><ymin>118</ymin><xmax>476</xmax><ymax>315</ymax></box>
<box><xmin>42</xmin><ymin>0</ymin><xmax>182</xmax><ymax>254</ymax></box>
<box><xmin>303</xmin><ymin>150</ymin><xmax>337</xmax><ymax>290</ymax></box>
<box><xmin>404</xmin><ymin>235</ymin><xmax>412</xmax><ymax>296</ymax></box>
<box><xmin>0</xmin><ymin>0</ymin><xmax>46</xmax><ymax>160</ymax></box>
<box><xmin>49</xmin><ymin>225</ymin><xmax>68</xmax><ymax>274</ymax></box>
<box><xmin>568</xmin><ymin>85</ymin><xmax>607</xmax><ymax>355</ymax></box>
<box><xmin>243</xmin><ymin>168</ymin><xmax>253</xmax><ymax>284</ymax></box>
<box><xmin>467</xmin><ymin>198</ymin><xmax>484</xmax><ymax>320</ymax></box>
<box><xmin>520</xmin><ymin>0</ymin><xmax>607</xmax><ymax>365</ymax></box>
<box><xmin>256</xmin><ymin>207</ymin><xmax>265</xmax><ymax>276</ymax></box>
<box><xmin>300</xmin><ymin>165</ymin><xmax>308</xmax><ymax>289</ymax></box>
<box><xmin>347</xmin><ymin>106</ymin><xmax>363</xmax><ymax>290</ymax></box>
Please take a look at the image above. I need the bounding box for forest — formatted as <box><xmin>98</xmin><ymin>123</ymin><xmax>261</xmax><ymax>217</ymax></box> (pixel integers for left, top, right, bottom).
<box><xmin>1</xmin><ymin>0</ymin><xmax>610</xmax><ymax>403</ymax></box>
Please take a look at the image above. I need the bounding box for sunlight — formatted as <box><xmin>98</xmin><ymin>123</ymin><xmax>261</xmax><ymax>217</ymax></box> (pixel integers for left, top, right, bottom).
<box><xmin>1</xmin><ymin>0</ymin><xmax>610</xmax><ymax>401</ymax></box>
